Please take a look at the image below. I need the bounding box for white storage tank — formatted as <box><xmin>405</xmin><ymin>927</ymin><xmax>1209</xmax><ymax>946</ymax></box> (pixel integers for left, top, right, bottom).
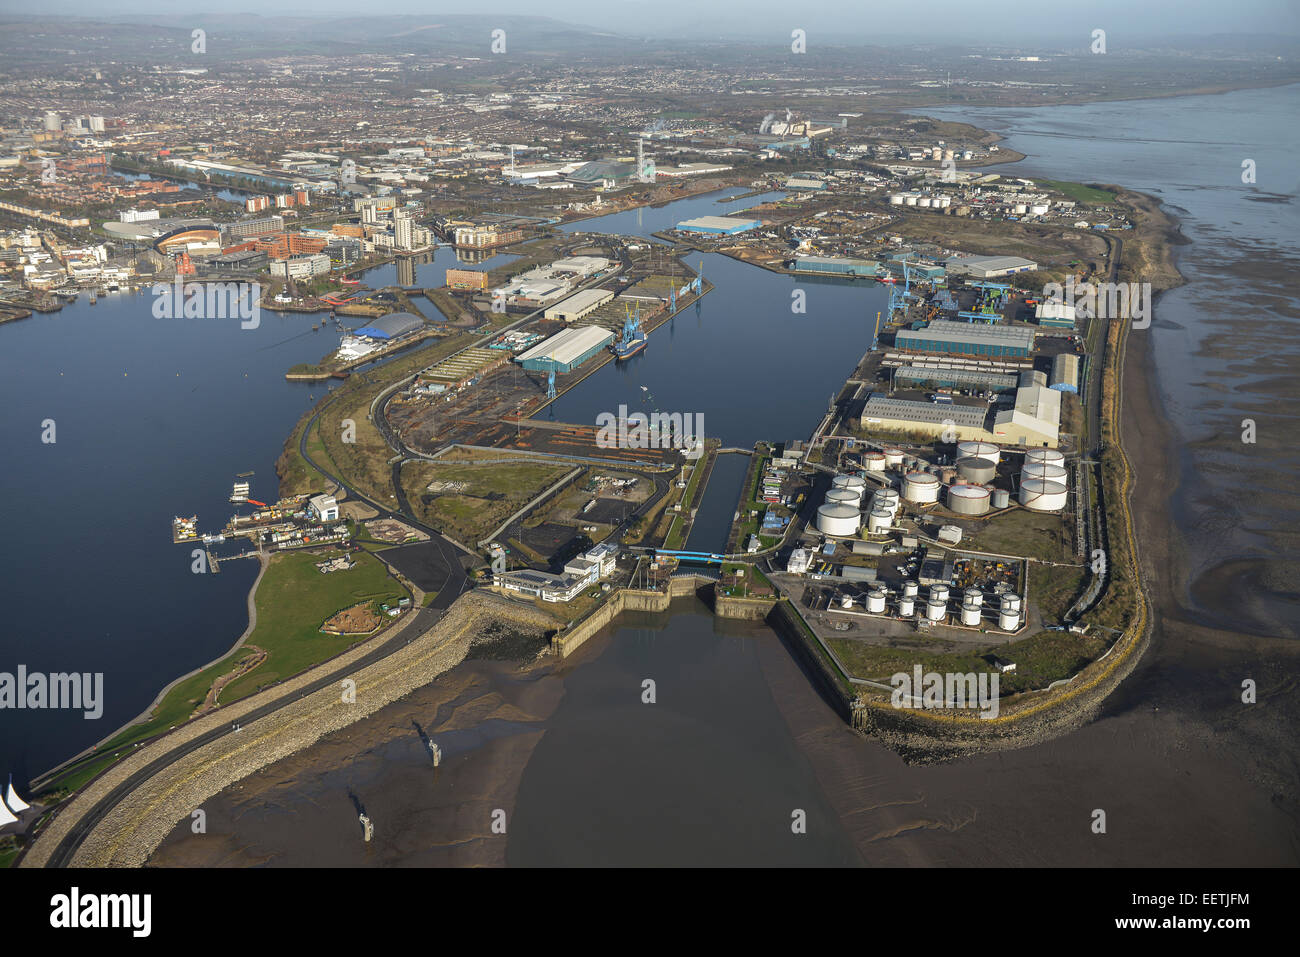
<box><xmin>960</xmin><ymin>602</ymin><xmax>982</xmax><ymax>627</ymax></box>
<box><xmin>931</xmin><ymin>147</ymin><xmax>943</xmax><ymax>161</ymax></box>
<box><xmin>840</xmin><ymin>594</ymin><xmax>854</xmax><ymax>609</ymax></box>
<box><xmin>999</xmin><ymin>607</ymin><xmax>1021</xmax><ymax>631</ymax></box>
<box><xmin>832</xmin><ymin>474</ymin><xmax>867</xmax><ymax>494</ymax></box>
<box><xmin>957</xmin><ymin>456</ymin><xmax>997</xmax><ymax>484</ymax></box>
<box><xmin>866</xmin><ymin>589</ymin><xmax>887</xmax><ymax>613</ymax></box>
<box><xmin>902</xmin><ymin>580</ymin><xmax>919</xmax><ymax>598</ymax></box>
<box><xmin>867</xmin><ymin>508</ymin><xmax>893</xmax><ymax>534</ymax></box>
<box><xmin>1030</xmin><ymin>203</ymin><xmax>1050</xmax><ymax>215</ymax></box>
<box><xmin>902</xmin><ymin>471</ymin><xmax>941</xmax><ymax>503</ymax></box>
<box><xmin>1024</xmin><ymin>448</ymin><xmax>1065</xmax><ymax>468</ymax></box>
<box><xmin>817</xmin><ymin>503</ymin><xmax>861</xmax><ymax>536</ymax></box>
<box><xmin>947</xmin><ymin>483</ymin><xmax>990</xmax><ymax>516</ymax></box>
<box><xmin>957</xmin><ymin>441</ymin><xmax>1000</xmax><ymax>464</ymax></box>
<box><xmin>936</xmin><ymin>196</ymin><xmax>952</xmax><ymax>208</ymax></box>
<box><xmin>863</xmin><ymin>451</ymin><xmax>887</xmax><ymax>472</ymax></box>
<box><xmin>889</xmin><ymin>193</ymin><xmax>906</xmax><ymax>205</ymax></box>
<box><xmin>1002</xmin><ymin>593</ymin><xmax>1023</xmax><ymax>613</ymax></box>
<box><xmin>825</xmin><ymin>488</ymin><xmax>861</xmax><ymax>508</ymax></box>
<box><xmin>1020</xmin><ymin>478</ymin><xmax>1068</xmax><ymax>512</ymax></box>
<box><xmin>930</xmin><ymin>583</ymin><xmax>950</xmax><ymax>604</ymax></box>
<box><xmin>884</xmin><ymin>448</ymin><xmax>905</xmax><ymax>468</ymax></box>
<box><xmin>918</xmin><ymin>196</ymin><xmax>932</xmax><ymax>207</ymax></box>
<box><xmin>1014</xmin><ymin>203</ymin><xmax>1028</xmax><ymax>214</ymax></box>
<box><xmin>1022</xmin><ymin>462</ymin><xmax>1068</xmax><ymax>484</ymax></box>
<box><xmin>872</xmin><ymin>488</ymin><xmax>900</xmax><ymax>514</ymax></box>
<box><xmin>905</xmin><ymin>195</ymin><xmax>918</xmax><ymax>206</ymax></box>
<box><xmin>898</xmin><ymin>595</ymin><xmax>915</xmax><ymax>618</ymax></box>
<box><xmin>925</xmin><ymin>598</ymin><xmax>947</xmax><ymax>621</ymax></box>
<box><xmin>964</xmin><ymin>587</ymin><xmax>984</xmax><ymax>607</ymax></box>
<box><xmin>991</xmin><ymin>488</ymin><xmax>1011</xmax><ymax>509</ymax></box>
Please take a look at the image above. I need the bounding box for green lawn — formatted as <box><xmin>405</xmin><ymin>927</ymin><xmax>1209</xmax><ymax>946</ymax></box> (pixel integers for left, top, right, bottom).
<box><xmin>1033</xmin><ymin>179</ymin><xmax>1118</xmax><ymax>205</ymax></box>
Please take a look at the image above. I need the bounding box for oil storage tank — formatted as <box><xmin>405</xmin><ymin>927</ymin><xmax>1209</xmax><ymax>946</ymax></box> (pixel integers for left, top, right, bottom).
<box><xmin>872</xmin><ymin>488</ymin><xmax>900</xmax><ymax>513</ymax></box>
<box><xmin>1024</xmin><ymin>448</ymin><xmax>1065</xmax><ymax>468</ymax></box>
<box><xmin>866</xmin><ymin>589</ymin><xmax>887</xmax><ymax>613</ymax></box>
<box><xmin>999</xmin><ymin>607</ymin><xmax>1021</xmax><ymax>631</ymax></box>
<box><xmin>902</xmin><ymin>471</ymin><xmax>941</xmax><ymax>503</ymax></box>
<box><xmin>960</xmin><ymin>602</ymin><xmax>982</xmax><ymax>627</ymax></box>
<box><xmin>1022</xmin><ymin>462</ymin><xmax>1068</xmax><ymax>484</ymax></box>
<box><xmin>947</xmin><ymin>483</ymin><xmax>990</xmax><ymax>516</ymax></box>
<box><xmin>925</xmin><ymin>598</ymin><xmax>947</xmax><ymax>621</ymax></box>
<box><xmin>867</xmin><ymin>508</ymin><xmax>893</xmax><ymax>534</ymax></box>
<box><xmin>817</xmin><ymin>503</ymin><xmax>860</xmax><ymax>536</ymax></box>
<box><xmin>957</xmin><ymin>456</ymin><xmax>997</xmax><ymax>484</ymax></box>
<box><xmin>898</xmin><ymin>595</ymin><xmax>915</xmax><ymax>617</ymax></box>
<box><xmin>990</xmin><ymin>488</ymin><xmax>1011</xmax><ymax>509</ymax></box>
<box><xmin>825</xmin><ymin>488</ymin><xmax>861</xmax><ymax>508</ymax></box>
<box><xmin>884</xmin><ymin>448</ymin><xmax>905</xmax><ymax>468</ymax></box>
<box><xmin>1020</xmin><ymin>478</ymin><xmax>1067</xmax><ymax>511</ymax></box>
<box><xmin>863</xmin><ymin>451</ymin><xmax>887</xmax><ymax>472</ymax></box>
<box><xmin>832</xmin><ymin>474</ymin><xmax>867</xmax><ymax>494</ymax></box>
<box><xmin>957</xmin><ymin>441</ymin><xmax>1000</xmax><ymax>464</ymax></box>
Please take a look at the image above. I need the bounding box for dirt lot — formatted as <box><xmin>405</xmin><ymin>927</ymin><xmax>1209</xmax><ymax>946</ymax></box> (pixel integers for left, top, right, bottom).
<box><xmin>320</xmin><ymin>602</ymin><xmax>383</xmax><ymax>636</ymax></box>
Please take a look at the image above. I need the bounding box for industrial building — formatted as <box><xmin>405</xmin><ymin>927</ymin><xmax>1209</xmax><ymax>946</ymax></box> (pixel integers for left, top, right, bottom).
<box><xmin>1050</xmin><ymin>353</ymin><xmax>1080</xmax><ymax>393</ymax></box>
<box><xmin>791</xmin><ymin>255</ymin><xmax>879</xmax><ymax>277</ymax></box>
<box><xmin>856</xmin><ymin>395</ymin><xmax>990</xmax><ymax>441</ymax></box>
<box><xmin>270</xmin><ymin>253</ymin><xmax>330</xmax><ymax>280</ymax></box>
<box><xmin>352</xmin><ymin>311</ymin><xmax>424</xmax><ymax>341</ymax></box>
<box><xmin>674</xmin><ymin>215</ymin><xmax>761</xmax><ymax>236</ymax></box>
<box><xmin>446</xmin><ymin>268</ymin><xmax>488</xmax><ymax>291</ymax></box>
<box><xmin>944</xmin><ymin>255</ymin><xmax>1038</xmax><ymax>278</ymax></box>
<box><xmin>566</xmin><ymin>159</ymin><xmax>640</xmax><ymax>189</ymax></box>
<box><xmin>544</xmin><ymin>288</ymin><xmax>614</xmax><ymax>322</ymax></box>
<box><xmin>516</xmin><ymin>325</ymin><xmax>614</xmax><ymax>373</ymax></box>
<box><xmin>1035</xmin><ymin>300</ymin><xmax>1077</xmax><ymax>328</ymax></box>
<box><xmin>993</xmin><ymin>371</ymin><xmax>1061</xmax><ymax>447</ymax></box>
<box><xmin>891</xmin><ymin>364</ymin><xmax>1019</xmax><ymax>393</ymax></box>
<box><xmin>895</xmin><ymin>320</ymin><xmax>1036</xmax><ymax>359</ymax></box>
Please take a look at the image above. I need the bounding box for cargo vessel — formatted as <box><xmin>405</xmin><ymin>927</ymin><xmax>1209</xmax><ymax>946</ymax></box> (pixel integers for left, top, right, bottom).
<box><xmin>172</xmin><ymin>515</ymin><xmax>198</xmax><ymax>543</ymax></box>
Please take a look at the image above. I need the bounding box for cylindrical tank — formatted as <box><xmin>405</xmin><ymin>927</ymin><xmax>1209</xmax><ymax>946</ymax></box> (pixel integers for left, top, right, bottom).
<box><xmin>1022</xmin><ymin>462</ymin><xmax>1068</xmax><ymax>484</ymax></box>
<box><xmin>832</xmin><ymin>474</ymin><xmax>867</xmax><ymax>493</ymax></box>
<box><xmin>962</xmin><ymin>150</ymin><xmax>974</xmax><ymax>160</ymax></box>
<box><xmin>964</xmin><ymin>587</ymin><xmax>984</xmax><ymax>606</ymax></box>
<box><xmin>943</xmin><ymin>149</ymin><xmax>955</xmax><ymax>162</ymax></box>
<box><xmin>817</xmin><ymin>503</ymin><xmax>860</xmax><ymax>536</ymax></box>
<box><xmin>960</xmin><ymin>602</ymin><xmax>982</xmax><ymax>627</ymax></box>
<box><xmin>947</xmin><ymin>483</ymin><xmax>990</xmax><ymax>516</ymax></box>
<box><xmin>940</xmin><ymin>467</ymin><xmax>957</xmax><ymax>485</ymax></box>
<box><xmin>873</xmin><ymin>489</ymin><xmax>900</xmax><ymax>514</ymax></box>
<box><xmin>866</xmin><ymin>589</ymin><xmax>886</xmax><ymax>613</ymax></box>
<box><xmin>999</xmin><ymin>607</ymin><xmax>1021</xmax><ymax>631</ymax></box>
<box><xmin>840</xmin><ymin>594</ymin><xmax>854</xmax><ymax>609</ymax></box>
<box><xmin>867</xmin><ymin>508</ymin><xmax>893</xmax><ymax>534</ymax></box>
<box><xmin>931</xmin><ymin>147</ymin><xmax>943</xmax><ymax>161</ymax></box>
<box><xmin>902</xmin><ymin>580</ymin><xmax>919</xmax><ymax>598</ymax></box>
<box><xmin>884</xmin><ymin>448</ymin><xmax>905</xmax><ymax>468</ymax></box>
<box><xmin>918</xmin><ymin>196</ymin><xmax>932</xmax><ymax>207</ymax></box>
<box><xmin>897</xmin><ymin>596</ymin><xmax>915</xmax><ymax>618</ymax></box>
<box><xmin>930</xmin><ymin>583</ymin><xmax>950</xmax><ymax>604</ymax></box>
<box><xmin>1020</xmin><ymin>478</ymin><xmax>1068</xmax><ymax>512</ymax></box>
<box><xmin>991</xmin><ymin>488</ymin><xmax>1011</xmax><ymax>509</ymax></box>
<box><xmin>1002</xmin><ymin>593</ymin><xmax>1022</xmax><ymax>613</ymax></box>
<box><xmin>926</xmin><ymin>599</ymin><xmax>947</xmax><ymax>621</ymax></box>
<box><xmin>1030</xmin><ymin>203</ymin><xmax>1050</xmax><ymax>215</ymax></box>
<box><xmin>889</xmin><ymin>193</ymin><xmax>905</xmax><ymax>205</ymax></box>
<box><xmin>1013</xmin><ymin>203</ymin><xmax>1027</xmax><ymax>214</ymax></box>
<box><xmin>936</xmin><ymin>196</ymin><xmax>952</xmax><ymax>208</ymax></box>
<box><xmin>905</xmin><ymin>195</ymin><xmax>918</xmax><ymax>205</ymax></box>
<box><xmin>825</xmin><ymin>488</ymin><xmax>861</xmax><ymax>507</ymax></box>
<box><xmin>902</xmin><ymin>471</ymin><xmax>941</xmax><ymax>503</ymax></box>
<box><xmin>1024</xmin><ymin>448</ymin><xmax>1065</xmax><ymax>468</ymax></box>
<box><xmin>863</xmin><ymin>451</ymin><xmax>887</xmax><ymax>472</ymax></box>
<box><xmin>957</xmin><ymin>441</ymin><xmax>1000</xmax><ymax>463</ymax></box>
<box><xmin>957</xmin><ymin>456</ymin><xmax>997</xmax><ymax>484</ymax></box>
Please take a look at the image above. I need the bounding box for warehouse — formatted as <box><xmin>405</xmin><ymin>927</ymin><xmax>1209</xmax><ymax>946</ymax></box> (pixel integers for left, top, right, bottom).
<box><xmin>944</xmin><ymin>254</ymin><xmax>1038</xmax><ymax>278</ymax></box>
<box><xmin>674</xmin><ymin>215</ymin><xmax>762</xmax><ymax>235</ymax></box>
<box><xmin>516</xmin><ymin>325</ymin><xmax>614</xmax><ymax>373</ymax></box>
<box><xmin>891</xmin><ymin>364</ymin><xmax>1019</xmax><ymax>393</ymax></box>
<box><xmin>544</xmin><ymin>288</ymin><xmax>614</xmax><ymax>321</ymax></box>
<box><xmin>1050</xmin><ymin>353</ymin><xmax>1080</xmax><ymax>393</ymax></box>
<box><xmin>895</xmin><ymin>320</ymin><xmax>1036</xmax><ymax>359</ymax></box>
<box><xmin>791</xmin><ymin>255</ymin><xmax>879</xmax><ymax>277</ymax></box>
<box><xmin>1035</xmin><ymin>300</ymin><xmax>1077</xmax><ymax>328</ymax></box>
<box><xmin>856</xmin><ymin>395</ymin><xmax>991</xmax><ymax>441</ymax></box>
<box><xmin>993</xmin><ymin>373</ymin><xmax>1061</xmax><ymax>447</ymax></box>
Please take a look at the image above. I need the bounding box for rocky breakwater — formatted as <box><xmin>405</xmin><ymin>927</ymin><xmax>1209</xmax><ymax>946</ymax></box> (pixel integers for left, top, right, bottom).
<box><xmin>36</xmin><ymin>592</ymin><xmax>553</xmax><ymax>868</ymax></box>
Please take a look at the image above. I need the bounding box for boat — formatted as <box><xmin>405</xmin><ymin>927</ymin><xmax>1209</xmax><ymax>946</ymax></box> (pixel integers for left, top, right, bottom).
<box><xmin>230</xmin><ymin>482</ymin><xmax>250</xmax><ymax>504</ymax></box>
<box><xmin>878</xmin><ymin>275</ymin><xmax>897</xmax><ymax>284</ymax></box>
<box><xmin>611</xmin><ymin>304</ymin><xmax>647</xmax><ymax>362</ymax></box>
<box><xmin>172</xmin><ymin>515</ymin><xmax>198</xmax><ymax>543</ymax></box>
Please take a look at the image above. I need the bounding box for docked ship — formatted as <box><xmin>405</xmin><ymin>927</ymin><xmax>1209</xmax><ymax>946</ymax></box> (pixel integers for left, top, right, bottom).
<box><xmin>230</xmin><ymin>481</ymin><xmax>250</xmax><ymax>504</ymax></box>
<box><xmin>611</xmin><ymin>307</ymin><xmax>647</xmax><ymax>361</ymax></box>
<box><xmin>172</xmin><ymin>515</ymin><xmax>198</xmax><ymax>543</ymax></box>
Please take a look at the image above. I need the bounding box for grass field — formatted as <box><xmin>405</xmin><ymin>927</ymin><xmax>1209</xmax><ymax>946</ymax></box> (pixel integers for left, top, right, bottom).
<box><xmin>402</xmin><ymin>459</ymin><xmax>574</xmax><ymax>545</ymax></box>
<box><xmin>962</xmin><ymin>507</ymin><xmax>1071</xmax><ymax>562</ymax></box>
<box><xmin>37</xmin><ymin>549</ymin><xmax>405</xmax><ymax>798</ymax></box>
<box><xmin>1033</xmin><ymin>179</ymin><xmax>1118</xmax><ymax>205</ymax></box>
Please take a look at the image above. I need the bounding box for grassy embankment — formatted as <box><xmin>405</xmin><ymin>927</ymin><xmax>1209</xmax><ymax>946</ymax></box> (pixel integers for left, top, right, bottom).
<box><xmin>400</xmin><ymin>459</ymin><xmax>574</xmax><ymax>547</ymax></box>
<box><xmin>37</xmin><ymin>549</ymin><xmax>405</xmax><ymax>798</ymax></box>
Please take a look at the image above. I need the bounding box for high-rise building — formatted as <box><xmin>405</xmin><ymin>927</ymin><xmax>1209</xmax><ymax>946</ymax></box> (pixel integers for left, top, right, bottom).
<box><xmin>43</xmin><ymin>111</ymin><xmax>60</xmax><ymax>132</ymax></box>
<box><xmin>394</xmin><ymin>212</ymin><xmax>413</xmax><ymax>251</ymax></box>
<box><xmin>88</xmin><ymin>116</ymin><xmax>106</xmax><ymax>133</ymax></box>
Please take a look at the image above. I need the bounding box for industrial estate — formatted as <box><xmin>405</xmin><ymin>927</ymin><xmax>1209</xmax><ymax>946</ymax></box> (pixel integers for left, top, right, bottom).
<box><xmin>2</xmin><ymin>9</ymin><xmax>1275</xmax><ymax>872</ymax></box>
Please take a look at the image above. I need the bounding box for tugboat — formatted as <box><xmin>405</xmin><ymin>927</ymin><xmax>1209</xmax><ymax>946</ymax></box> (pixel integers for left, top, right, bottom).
<box><xmin>610</xmin><ymin>304</ymin><xmax>647</xmax><ymax>361</ymax></box>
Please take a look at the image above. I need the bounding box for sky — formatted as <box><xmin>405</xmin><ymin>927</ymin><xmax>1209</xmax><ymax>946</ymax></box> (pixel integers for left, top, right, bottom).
<box><xmin>2</xmin><ymin>1</ymin><xmax>1298</xmax><ymax>43</ymax></box>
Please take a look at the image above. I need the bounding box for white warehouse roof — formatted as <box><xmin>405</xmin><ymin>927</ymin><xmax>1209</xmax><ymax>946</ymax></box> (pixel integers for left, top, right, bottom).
<box><xmin>516</xmin><ymin>325</ymin><xmax>613</xmax><ymax>366</ymax></box>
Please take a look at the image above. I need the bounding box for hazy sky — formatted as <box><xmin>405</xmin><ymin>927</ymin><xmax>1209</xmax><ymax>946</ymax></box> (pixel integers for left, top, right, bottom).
<box><xmin>2</xmin><ymin>0</ymin><xmax>1298</xmax><ymax>42</ymax></box>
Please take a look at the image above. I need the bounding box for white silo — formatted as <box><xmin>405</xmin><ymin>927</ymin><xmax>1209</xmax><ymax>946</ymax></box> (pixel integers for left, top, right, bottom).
<box><xmin>999</xmin><ymin>607</ymin><xmax>1021</xmax><ymax>631</ymax></box>
<box><xmin>867</xmin><ymin>508</ymin><xmax>893</xmax><ymax>534</ymax></box>
<box><xmin>962</xmin><ymin>150</ymin><xmax>974</xmax><ymax>160</ymax></box>
<box><xmin>960</xmin><ymin>602</ymin><xmax>982</xmax><ymax>627</ymax></box>
<box><xmin>825</xmin><ymin>488</ymin><xmax>861</xmax><ymax>508</ymax></box>
<box><xmin>866</xmin><ymin>589</ymin><xmax>887</xmax><ymax>613</ymax></box>
<box><xmin>840</xmin><ymin>594</ymin><xmax>854</xmax><ymax>609</ymax></box>
<box><xmin>1002</xmin><ymin>593</ymin><xmax>1022</xmax><ymax>614</ymax></box>
<box><xmin>957</xmin><ymin>441</ymin><xmax>1000</xmax><ymax>464</ymax></box>
<box><xmin>889</xmin><ymin>193</ymin><xmax>906</xmax><ymax>205</ymax></box>
<box><xmin>833</xmin><ymin>474</ymin><xmax>867</xmax><ymax>494</ymax></box>
<box><xmin>902</xmin><ymin>580</ymin><xmax>919</xmax><ymax>599</ymax></box>
<box><xmin>930</xmin><ymin>583</ymin><xmax>950</xmax><ymax>604</ymax></box>
<box><xmin>918</xmin><ymin>196</ymin><xmax>932</xmax><ymax>207</ymax></box>
<box><xmin>872</xmin><ymin>488</ymin><xmax>900</xmax><ymax>514</ymax></box>
<box><xmin>1030</xmin><ymin>203</ymin><xmax>1050</xmax><ymax>215</ymax></box>
<box><xmin>990</xmin><ymin>488</ymin><xmax>1011</xmax><ymax>509</ymax></box>
<box><xmin>898</xmin><ymin>595</ymin><xmax>915</xmax><ymax>618</ymax></box>
<box><xmin>964</xmin><ymin>587</ymin><xmax>984</xmax><ymax>607</ymax></box>
<box><xmin>863</xmin><ymin>451</ymin><xmax>887</xmax><ymax>472</ymax></box>
<box><xmin>817</xmin><ymin>503</ymin><xmax>861</xmax><ymax>536</ymax></box>
<box><xmin>902</xmin><ymin>471</ymin><xmax>941</xmax><ymax>504</ymax></box>
<box><xmin>905</xmin><ymin>195</ymin><xmax>918</xmax><ymax>206</ymax></box>
<box><xmin>1020</xmin><ymin>479</ymin><xmax>1067</xmax><ymax>512</ymax></box>
<box><xmin>947</xmin><ymin>483</ymin><xmax>990</xmax><ymax>516</ymax></box>
<box><xmin>884</xmin><ymin>448</ymin><xmax>905</xmax><ymax>468</ymax></box>
<box><xmin>925</xmin><ymin>598</ymin><xmax>947</xmax><ymax>621</ymax></box>
<box><xmin>1013</xmin><ymin>203</ymin><xmax>1028</xmax><ymax>214</ymax></box>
